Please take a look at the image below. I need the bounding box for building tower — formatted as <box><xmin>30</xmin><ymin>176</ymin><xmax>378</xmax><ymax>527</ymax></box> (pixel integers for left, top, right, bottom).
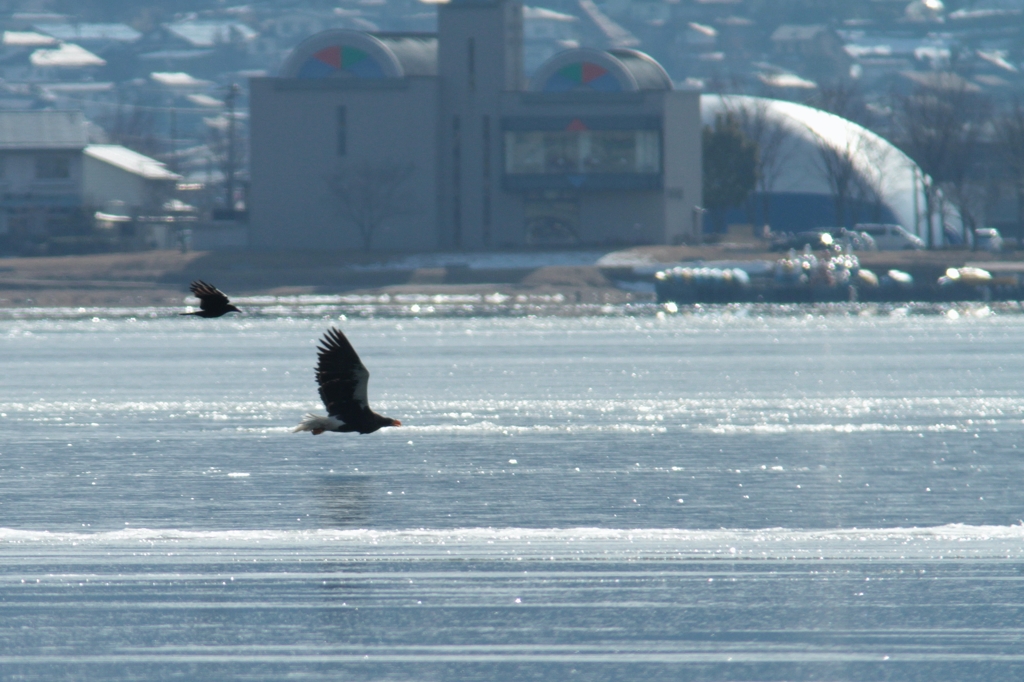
<box><xmin>438</xmin><ymin>0</ymin><xmax>523</xmax><ymax>249</ymax></box>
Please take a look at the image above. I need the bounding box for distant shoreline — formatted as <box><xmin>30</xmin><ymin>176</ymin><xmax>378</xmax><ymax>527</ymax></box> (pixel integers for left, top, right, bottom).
<box><xmin>1</xmin><ymin>246</ymin><xmax>1020</xmax><ymax>308</ymax></box>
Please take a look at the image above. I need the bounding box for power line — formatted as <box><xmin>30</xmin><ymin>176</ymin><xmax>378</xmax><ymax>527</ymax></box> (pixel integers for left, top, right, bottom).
<box><xmin>37</xmin><ymin>91</ymin><xmax>248</xmax><ymax>115</ymax></box>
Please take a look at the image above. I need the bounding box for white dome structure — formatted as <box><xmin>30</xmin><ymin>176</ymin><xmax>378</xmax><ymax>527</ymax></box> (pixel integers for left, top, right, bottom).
<box><xmin>699</xmin><ymin>94</ymin><xmax>958</xmax><ymax>244</ymax></box>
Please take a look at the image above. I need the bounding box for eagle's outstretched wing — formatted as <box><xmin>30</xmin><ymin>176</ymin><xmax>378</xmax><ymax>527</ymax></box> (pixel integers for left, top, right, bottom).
<box><xmin>316</xmin><ymin>327</ymin><xmax>371</xmax><ymax>425</ymax></box>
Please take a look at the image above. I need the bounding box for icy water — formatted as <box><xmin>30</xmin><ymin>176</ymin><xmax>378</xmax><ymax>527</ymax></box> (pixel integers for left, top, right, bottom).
<box><xmin>2</xmin><ymin>302</ymin><xmax>1024</xmax><ymax>680</ymax></box>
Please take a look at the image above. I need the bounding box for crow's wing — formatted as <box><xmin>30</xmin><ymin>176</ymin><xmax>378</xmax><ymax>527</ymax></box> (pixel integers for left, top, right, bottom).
<box><xmin>189</xmin><ymin>280</ymin><xmax>231</xmax><ymax>313</ymax></box>
<box><xmin>315</xmin><ymin>327</ymin><xmax>371</xmax><ymax>423</ymax></box>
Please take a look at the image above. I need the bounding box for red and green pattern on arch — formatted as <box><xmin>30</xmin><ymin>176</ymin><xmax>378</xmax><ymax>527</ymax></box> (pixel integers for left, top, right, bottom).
<box><xmin>297</xmin><ymin>45</ymin><xmax>386</xmax><ymax>78</ymax></box>
<box><xmin>542</xmin><ymin>62</ymin><xmax>622</xmax><ymax>92</ymax></box>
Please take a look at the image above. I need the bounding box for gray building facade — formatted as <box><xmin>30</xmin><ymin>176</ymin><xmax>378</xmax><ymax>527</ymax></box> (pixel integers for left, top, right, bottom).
<box><xmin>0</xmin><ymin>111</ymin><xmax>88</xmax><ymax>248</ymax></box>
<box><xmin>249</xmin><ymin>0</ymin><xmax>701</xmax><ymax>252</ymax></box>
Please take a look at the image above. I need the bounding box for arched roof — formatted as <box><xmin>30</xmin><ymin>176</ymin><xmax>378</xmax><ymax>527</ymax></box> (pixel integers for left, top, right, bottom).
<box><xmin>699</xmin><ymin>94</ymin><xmax>956</xmax><ymax>241</ymax></box>
<box><xmin>529</xmin><ymin>47</ymin><xmax>672</xmax><ymax>93</ymax></box>
<box><xmin>375</xmin><ymin>34</ymin><xmax>437</xmax><ymax>76</ymax></box>
<box><xmin>279</xmin><ymin>29</ymin><xmax>437</xmax><ymax>79</ymax></box>
<box><xmin>607</xmin><ymin>49</ymin><xmax>673</xmax><ymax>90</ymax></box>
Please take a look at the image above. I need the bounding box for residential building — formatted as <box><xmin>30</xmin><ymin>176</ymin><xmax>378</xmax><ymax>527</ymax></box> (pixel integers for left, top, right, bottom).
<box><xmin>0</xmin><ymin>110</ymin><xmax>186</xmax><ymax>254</ymax></box>
<box><xmin>83</xmin><ymin>144</ymin><xmax>181</xmax><ymax>213</ymax></box>
<box><xmin>0</xmin><ymin>110</ymin><xmax>89</xmax><ymax>251</ymax></box>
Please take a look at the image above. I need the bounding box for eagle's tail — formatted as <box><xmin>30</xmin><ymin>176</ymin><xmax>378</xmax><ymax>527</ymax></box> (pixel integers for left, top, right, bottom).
<box><xmin>292</xmin><ymin>413</ymin><xmax>336</xmax><ymax>435</ymax></box>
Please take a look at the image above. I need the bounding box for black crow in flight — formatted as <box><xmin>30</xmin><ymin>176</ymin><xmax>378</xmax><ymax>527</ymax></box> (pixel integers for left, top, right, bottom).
<box><xmin>181</xmin><ymin>280</ymin><xmax>240</xmax><ymax>318</ymax></box>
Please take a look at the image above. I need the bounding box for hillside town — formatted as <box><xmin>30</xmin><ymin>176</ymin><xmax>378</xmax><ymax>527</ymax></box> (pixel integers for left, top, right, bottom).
<box><xmin>0</xmin><ymin>0</ymin><xmax>1021</xmax><ymax>258</ymax></box>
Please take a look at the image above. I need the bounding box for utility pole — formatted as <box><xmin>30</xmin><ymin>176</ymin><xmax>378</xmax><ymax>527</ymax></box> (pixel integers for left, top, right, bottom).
<box><xmin>224</xmin><ymin>83</ymin><xmax>240</xmax><ymax>214</ymax></box>
<box><xmin>169</xmin><ymin>106</ymin><xmax>178</xmax><ymax>175</ymax></box>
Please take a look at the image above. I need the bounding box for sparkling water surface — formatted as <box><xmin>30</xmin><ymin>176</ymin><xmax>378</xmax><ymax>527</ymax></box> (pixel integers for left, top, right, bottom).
<box><xmin>2</xmin><ymin>303</ymin><xmax>1024</xmax><ymax>680</ymax></box>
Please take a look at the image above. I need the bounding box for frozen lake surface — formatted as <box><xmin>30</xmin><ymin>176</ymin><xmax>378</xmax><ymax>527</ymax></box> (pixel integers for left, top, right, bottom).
<box><xmin>2</xmin><ymin>303</ymin><xmax>1024</xmax><ymax>680</ymax></box>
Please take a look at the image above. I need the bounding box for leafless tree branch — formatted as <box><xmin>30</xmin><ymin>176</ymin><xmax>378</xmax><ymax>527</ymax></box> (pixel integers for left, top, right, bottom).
<box><xmin>328</xmin><ymin>161</ymin><xmax>416</xmax><ymax>252</ymax></box>
<box><xmin>727</xmin><ymin>98</ymin><xmax>796</xmax><ymax>230</ymax></box>
<box><xmin>994</xmin><ymin>100</ymin><xmax>1024</xmax><ymax>237</ymax></box>
<box><xmin>810</xmin><ymin>128</ymin><xmax>862</xmax><ymax>229</ymax></box>
<box><xmin>892</xmin><ymin>78</ymin><xmax>988</xmax><ymax>247</ymax></box>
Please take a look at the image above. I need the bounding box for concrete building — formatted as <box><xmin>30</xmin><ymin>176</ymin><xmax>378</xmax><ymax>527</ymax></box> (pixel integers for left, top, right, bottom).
<box><xmin>249</xmin><ymin>0</ymin><xmax>702</xmax><ymax>252</ymax></box>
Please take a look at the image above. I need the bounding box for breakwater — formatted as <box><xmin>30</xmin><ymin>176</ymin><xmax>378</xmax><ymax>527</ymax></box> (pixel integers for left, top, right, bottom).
<box><xmin>654</xmin><ymin>258</ymin><xmax>1023</xmax><ymax>304</ymax></box>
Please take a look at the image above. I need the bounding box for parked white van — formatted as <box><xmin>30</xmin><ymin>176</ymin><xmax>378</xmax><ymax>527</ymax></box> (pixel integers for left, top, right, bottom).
<box><xmin>854</xmin><ymin>224</ymin><xmax>925</xmax><ymax>250</ymax></box>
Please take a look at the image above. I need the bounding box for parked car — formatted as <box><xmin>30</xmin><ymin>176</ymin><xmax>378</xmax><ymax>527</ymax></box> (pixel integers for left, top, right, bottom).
<box><xmin>974</xmin><ymin>228</ymin><xmax>1003</xmax><ymax>252</ymax></box>
<box><xmin>854</xmin><ymin>224</ymin><xmax>925</xmax><ymax>250</ymax></box>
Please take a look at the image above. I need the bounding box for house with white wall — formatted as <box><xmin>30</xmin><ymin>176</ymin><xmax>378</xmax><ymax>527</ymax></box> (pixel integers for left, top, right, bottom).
<box><xmin>83</xmin><ymin>144</ymin><xmax>181</xmax><ymax>213</ymax></box>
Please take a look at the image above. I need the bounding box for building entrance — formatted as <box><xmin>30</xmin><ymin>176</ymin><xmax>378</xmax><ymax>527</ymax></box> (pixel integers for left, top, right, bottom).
<box><xmin>524</xmin><ymin>191</ymin><xmax>579</xmax><ymax>245</ymax></box>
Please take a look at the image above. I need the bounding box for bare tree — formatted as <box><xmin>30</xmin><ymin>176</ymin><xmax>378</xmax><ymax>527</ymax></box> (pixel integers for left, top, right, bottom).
<box><xmin>206</xmin><ymin>113</ymin><xmax>250</xmax><ymax>212</ymax></box>
<box><xmin>807</xmin><ymin>81</ymin><xmax>870</xmax><ymax>126</ymax></box>
<box><xmin>702</xmin><ymin>113</ymin><xmax>757</xmax><ymax>234</ymax></box>
<box><xmin>811</xmin><ymin>129</ymin><xmax>861</xmax><ymax>229</ymax></box>
<box><xmin>729</xmin><ymin>98</ymin><xmax>795</xmax><ymax>231</ymax></box>
<box><xmin>815</xmin><ymin>129</ymin><xmax>901</xmax><ymax>230</ymax></box>
<box><xmin>328</xmin><ymin>161</ymin><xmax>416</xmax><ymax>251</ymax></box>
<box><xmin>942</xmin><ymin>178</ymin><xmax>987</xmax><ymax>246</ymax></box>
<box><xmin>993</xmin><ymin>100</ymin><xmax>1024</xmax><ymax>239</ymax></box>
<box><xmin>892</xmin><ymin>76</ymin><xmax>988</xmax><ymax>247</ymax></box>
<box><xmin>850</xmin><ymin>135</ymin><xmax>895</xmax><ymax>225</ymax></box>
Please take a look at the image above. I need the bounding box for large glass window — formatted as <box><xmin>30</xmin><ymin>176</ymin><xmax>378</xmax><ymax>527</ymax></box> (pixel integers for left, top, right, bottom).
<box><xmin>505</xmin><ymin>130</ymin><xmax>660</xmax><ymax>175</ymax></box>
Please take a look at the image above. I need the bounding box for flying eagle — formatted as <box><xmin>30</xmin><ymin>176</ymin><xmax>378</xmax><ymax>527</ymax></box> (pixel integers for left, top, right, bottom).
<box><xmin>181</xmin><ymin>281</ymin><xmax>241</xmax><ymax>318</ymax></box>
<box><xmin>293</xmin><ymin>327</ymin><xmax>401</xmax><ymax>435</ymax></box>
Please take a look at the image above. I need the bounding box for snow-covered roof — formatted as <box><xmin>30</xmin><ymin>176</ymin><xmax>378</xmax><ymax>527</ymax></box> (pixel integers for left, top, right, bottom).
<box><xmin>375</xmin><ymin>34</ymin><xmax>438</xmax><ymax>77</ymax></box>
<box><xmin>166</xmin><ymin>21</ymin><xmax>258</xmax><ymax>48</ymax></box>
<box><xmin>140</xmin><ymin>49</ymin><xmax>213</xmax><ymax>61</ymax></box>
<box><xmin>844</xmin><ymin>44</ymin><xmax>893</xmax><ymax>58</ymax></box>
<box><xmin>840</xmin><ymin>35</ymin><xmax>951</xmax><ymax>59</ymax></box>
<box><xmin>11</xmin><ymin>12</ymin><xmax>66</xmax><ymax>23</ymax></box>
<box><xmin>771</xmin><ymin>24</ymin><xmax>829</xmax><ymax>42</ymax></box>
<box><xmin>39</xmin><ymin>82</ymin><xmax>115</xmax><ymax>94</ymax></box>
<box><xmin>0</xmin><ymin>110</ymin><xmax>88</xmax><ymax>149</ymax></box>
<box><xmin>30</xmin><ymin>43</ymin><xmax>106</xmax><ymax>68</ymax></box>
<box><xmin>84</xmin><ymin>144</ymin><xmax>181</xmax><ymax>181</ymax></box>
<box><xmin>949</xmin><ymin>7</ymin><xmax>1022</xmax><ymax>20</ymax></box>
<box><xmin>976</xmin><ymin>49</ymin><xmax>1018</xmax><ymax>73</ymax></box>
<box><xmin>186</xmin><ymin>93</ymin><xmax>224</xmax><ymax>108</ymax></box>
<box><xmin>577</xmin><ymin>0</ymin><xmax>639</xmax><ymax>48</ymax></box>
<box><xmin>150</xmin><ymin>72</ymin><xmax>213</xmax><ymax>88</ymax></box>
<box><xmin>523</xmin><ymin>6</ymin><xmax>578</xmax><ymax>21</ymax></box>
<box><xmin>975</xmin><ymin>74</ymin><xmax>1012</xmax><ymax>88</ymax></box>
<box><xmin>3</xmin><ymin>31</ymin><xmax>57</xmax><ymax>47</ymax></box>
<box><xmin>901</xmin><ymin>70</ymin><xmax>981</xmax><ymax>92</ymax></box>
<box><xmin>32</xmin><ymin>23</ymin><xmax>141</xmax><ymax>43</ymax></box>
<box><xmin>688</xmin><ymin>22</ymin><xmax>717</xmax><ymax>38</ymax></box>
<box><xmin>757</xmin><ymin>72</ymin><xmax>817</xmax><ymax>89</ymax></box>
